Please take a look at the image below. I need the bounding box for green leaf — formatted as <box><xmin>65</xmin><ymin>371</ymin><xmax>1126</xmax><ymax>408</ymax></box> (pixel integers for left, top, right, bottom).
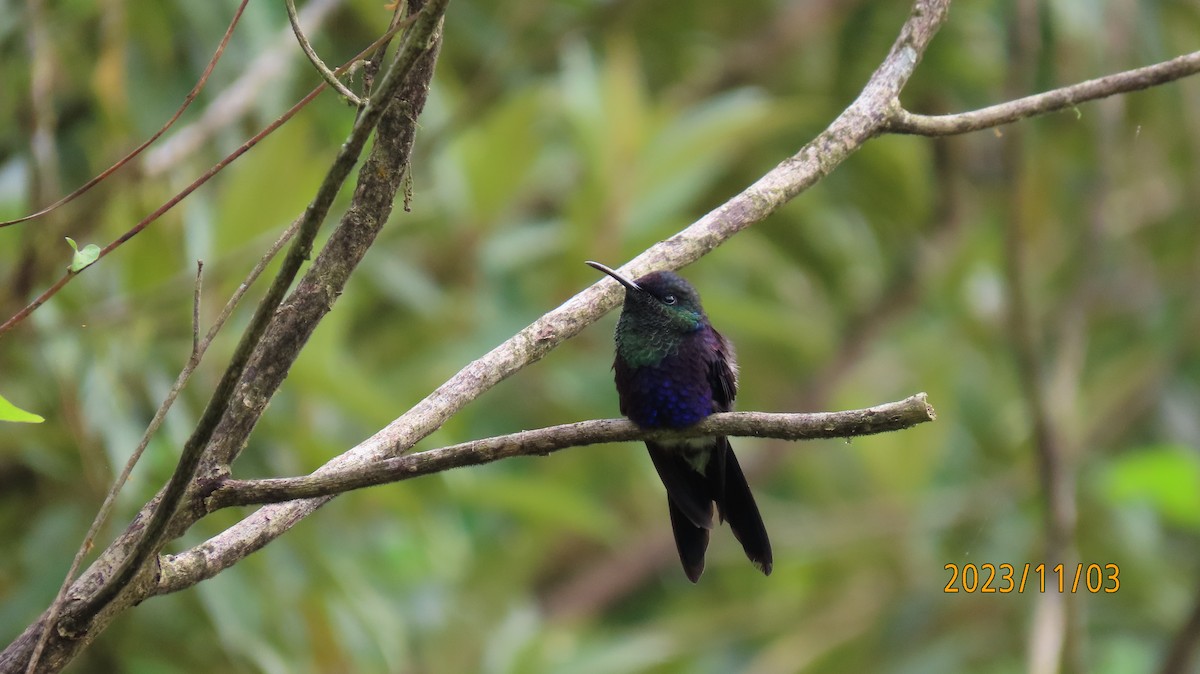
<box><xmin>65</xmin><ymin>236</ymin><xmax>101</xmax><ymax>272</ymax></box>
<box><xmin>0</xmin><ymin>391</ymin><xmax>44</xmax><ymax>423</ymax></box>
<box><xmin>1101</xmin><ymin>444</ymin><xmax>1200</xmax><ymax>529</ymax></box>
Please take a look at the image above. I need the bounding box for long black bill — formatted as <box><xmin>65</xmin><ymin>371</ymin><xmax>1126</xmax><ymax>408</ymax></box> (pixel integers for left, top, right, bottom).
<box><xmin>585</xmin><ymin>260</ymin><xmax>641</xmax><ymax>292</ymax></box>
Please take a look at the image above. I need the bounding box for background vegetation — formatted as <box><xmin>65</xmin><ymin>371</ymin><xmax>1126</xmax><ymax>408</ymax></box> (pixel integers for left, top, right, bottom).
<box><xmin>2</xmin><ymin>0</ymin><xmax>1199</xmax><ymax>672</ymax></box>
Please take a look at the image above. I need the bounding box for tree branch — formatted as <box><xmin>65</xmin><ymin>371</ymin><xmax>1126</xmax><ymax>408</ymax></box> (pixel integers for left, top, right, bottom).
<box><xmin>206</xmin><ymin>394</ymin><xmax>936</xmax><ymax>509</ymax></box>
<box><xmin>886</xmin><ymin>50</ymin><xmax>1200</xmax><ymax>136</ymax></box>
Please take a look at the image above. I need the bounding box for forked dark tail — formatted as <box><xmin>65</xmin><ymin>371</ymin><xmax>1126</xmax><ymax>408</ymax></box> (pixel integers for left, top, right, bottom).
<box><xmin>647</xmin><ymin>438</ymin><xmax>772</xmax><ymax>582</ymax></box>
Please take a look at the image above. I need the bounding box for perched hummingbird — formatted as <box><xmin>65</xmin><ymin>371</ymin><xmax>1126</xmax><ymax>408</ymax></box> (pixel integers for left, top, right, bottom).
<box><xmin>586</xmin><ymin>261</ymin><xmax>772</xmax><ymax>582</ymax></box>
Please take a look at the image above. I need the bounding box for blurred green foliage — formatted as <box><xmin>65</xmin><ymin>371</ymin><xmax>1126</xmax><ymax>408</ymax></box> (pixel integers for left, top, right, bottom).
<box><xmin>2</xmin><ymin>0</ymin><xmax>1200</xmax><ymax>672</ymax></box>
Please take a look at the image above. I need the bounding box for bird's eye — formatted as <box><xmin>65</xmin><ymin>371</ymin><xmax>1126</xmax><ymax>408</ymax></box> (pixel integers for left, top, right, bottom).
<box><xmin>662</xmin><ymin>294</ymin><xmax>677</xmax><ymax>305</ymax></box>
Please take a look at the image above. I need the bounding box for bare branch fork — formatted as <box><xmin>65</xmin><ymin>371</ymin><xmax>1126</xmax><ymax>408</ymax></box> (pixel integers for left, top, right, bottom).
<box><xmin>207</xmin><ymin>394</ymin><xmax>936</xmax><ymax>509</ymax></box>
<box><xmin>6</xmin><ymin>0</ymin><xmax>1200</xmax><ymax>670</ymax></box>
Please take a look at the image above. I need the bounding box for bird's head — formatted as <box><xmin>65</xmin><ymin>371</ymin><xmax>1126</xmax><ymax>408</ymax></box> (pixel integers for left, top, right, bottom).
<box><xmin>586</xmin><ymin>261</ymin><xmax>706</xmax><ymax>356</ymax></box>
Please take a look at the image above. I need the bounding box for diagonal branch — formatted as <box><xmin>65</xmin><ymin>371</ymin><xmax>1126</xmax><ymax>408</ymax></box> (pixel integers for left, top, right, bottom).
<box><xmin>206</xmin><ymin>395</ymin><xmax>936</xmax><ymax>509</ymax></box>
<box><xmin>886</xmin><ymin>50</ymin><xmax>1200</xmax><ymax>136</ymax></box>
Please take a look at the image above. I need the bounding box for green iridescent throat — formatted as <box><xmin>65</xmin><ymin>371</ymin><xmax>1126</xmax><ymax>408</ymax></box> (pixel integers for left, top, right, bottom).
<box><xmin>615</xmin><ymin>306</ymin><xmax>702</xmax><ymax>368</ymax></box>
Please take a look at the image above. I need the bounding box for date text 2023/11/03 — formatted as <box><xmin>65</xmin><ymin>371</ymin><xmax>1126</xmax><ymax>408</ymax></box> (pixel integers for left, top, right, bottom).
<box><xmin>944</xmin><ymin>562</ymin><xmax>1120</xmax><ymax>594</ymax></box>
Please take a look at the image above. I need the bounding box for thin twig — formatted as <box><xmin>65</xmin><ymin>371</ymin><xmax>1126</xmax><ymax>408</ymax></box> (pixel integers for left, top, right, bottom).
<box><xmin>886</xmin><ymin>50</ymin><xmax>1200</xmax><ymax>136</ymax></box>
<box><xmin>207</xmin><ymin>395</ymin><xmax>936</xmax><ymax>509</ymax></box>
<box><xmin>143</xmin><ymin>0</ymin><xmax>345</xmax><ymax>176</ymax></box>
<box><xmin>285</xmin><ymin>0</ymin><xmax>363</xmax><ymax>106</ymax></box>
<box><xmin>1</xmin><ymin>0</ymin><xmax>252</xmax><ymax>228</ymax></box>
<box><xmin>0</xmin><ymin>18</ymin><xmax>414</xmax><ymax>339</ymax></box>
<box><xmin>191</xmin><ymin>261</ymin><xmax>203</xmax><ymax>356</ymax></box>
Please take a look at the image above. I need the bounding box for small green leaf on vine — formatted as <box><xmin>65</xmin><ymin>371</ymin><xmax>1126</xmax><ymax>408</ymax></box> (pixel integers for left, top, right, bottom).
<box><xmin>65</xmin><ymin>237</ymin><xmax>101</xmax><ymax>273</ymax></box>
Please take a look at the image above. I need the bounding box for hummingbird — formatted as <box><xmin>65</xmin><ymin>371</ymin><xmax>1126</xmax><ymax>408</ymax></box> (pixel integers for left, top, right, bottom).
<box><xmin>586</xmin><ymin>261</ymin><xmax>772</xmax><ymax>582</ymax></box>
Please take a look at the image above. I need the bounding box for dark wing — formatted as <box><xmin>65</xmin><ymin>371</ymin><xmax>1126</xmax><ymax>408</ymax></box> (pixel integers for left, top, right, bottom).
<box><xmin>613</xmin><ymin>356</ymin><xmax>628</xmax><ymax>418</ymax></box>
<box><xmin>703</xmin><ymin>327</ymin><xmax>737</xmax><ymax>518</ymax></box>
<box><xmin>707</xmin><ymin>327</ymin><xmax>738</xmax><ymax>413</ymax></box>
<box><xmin>705</xmin><ymin>326</ymin><xmax>771</xmax><ymax>575</ymax></box>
